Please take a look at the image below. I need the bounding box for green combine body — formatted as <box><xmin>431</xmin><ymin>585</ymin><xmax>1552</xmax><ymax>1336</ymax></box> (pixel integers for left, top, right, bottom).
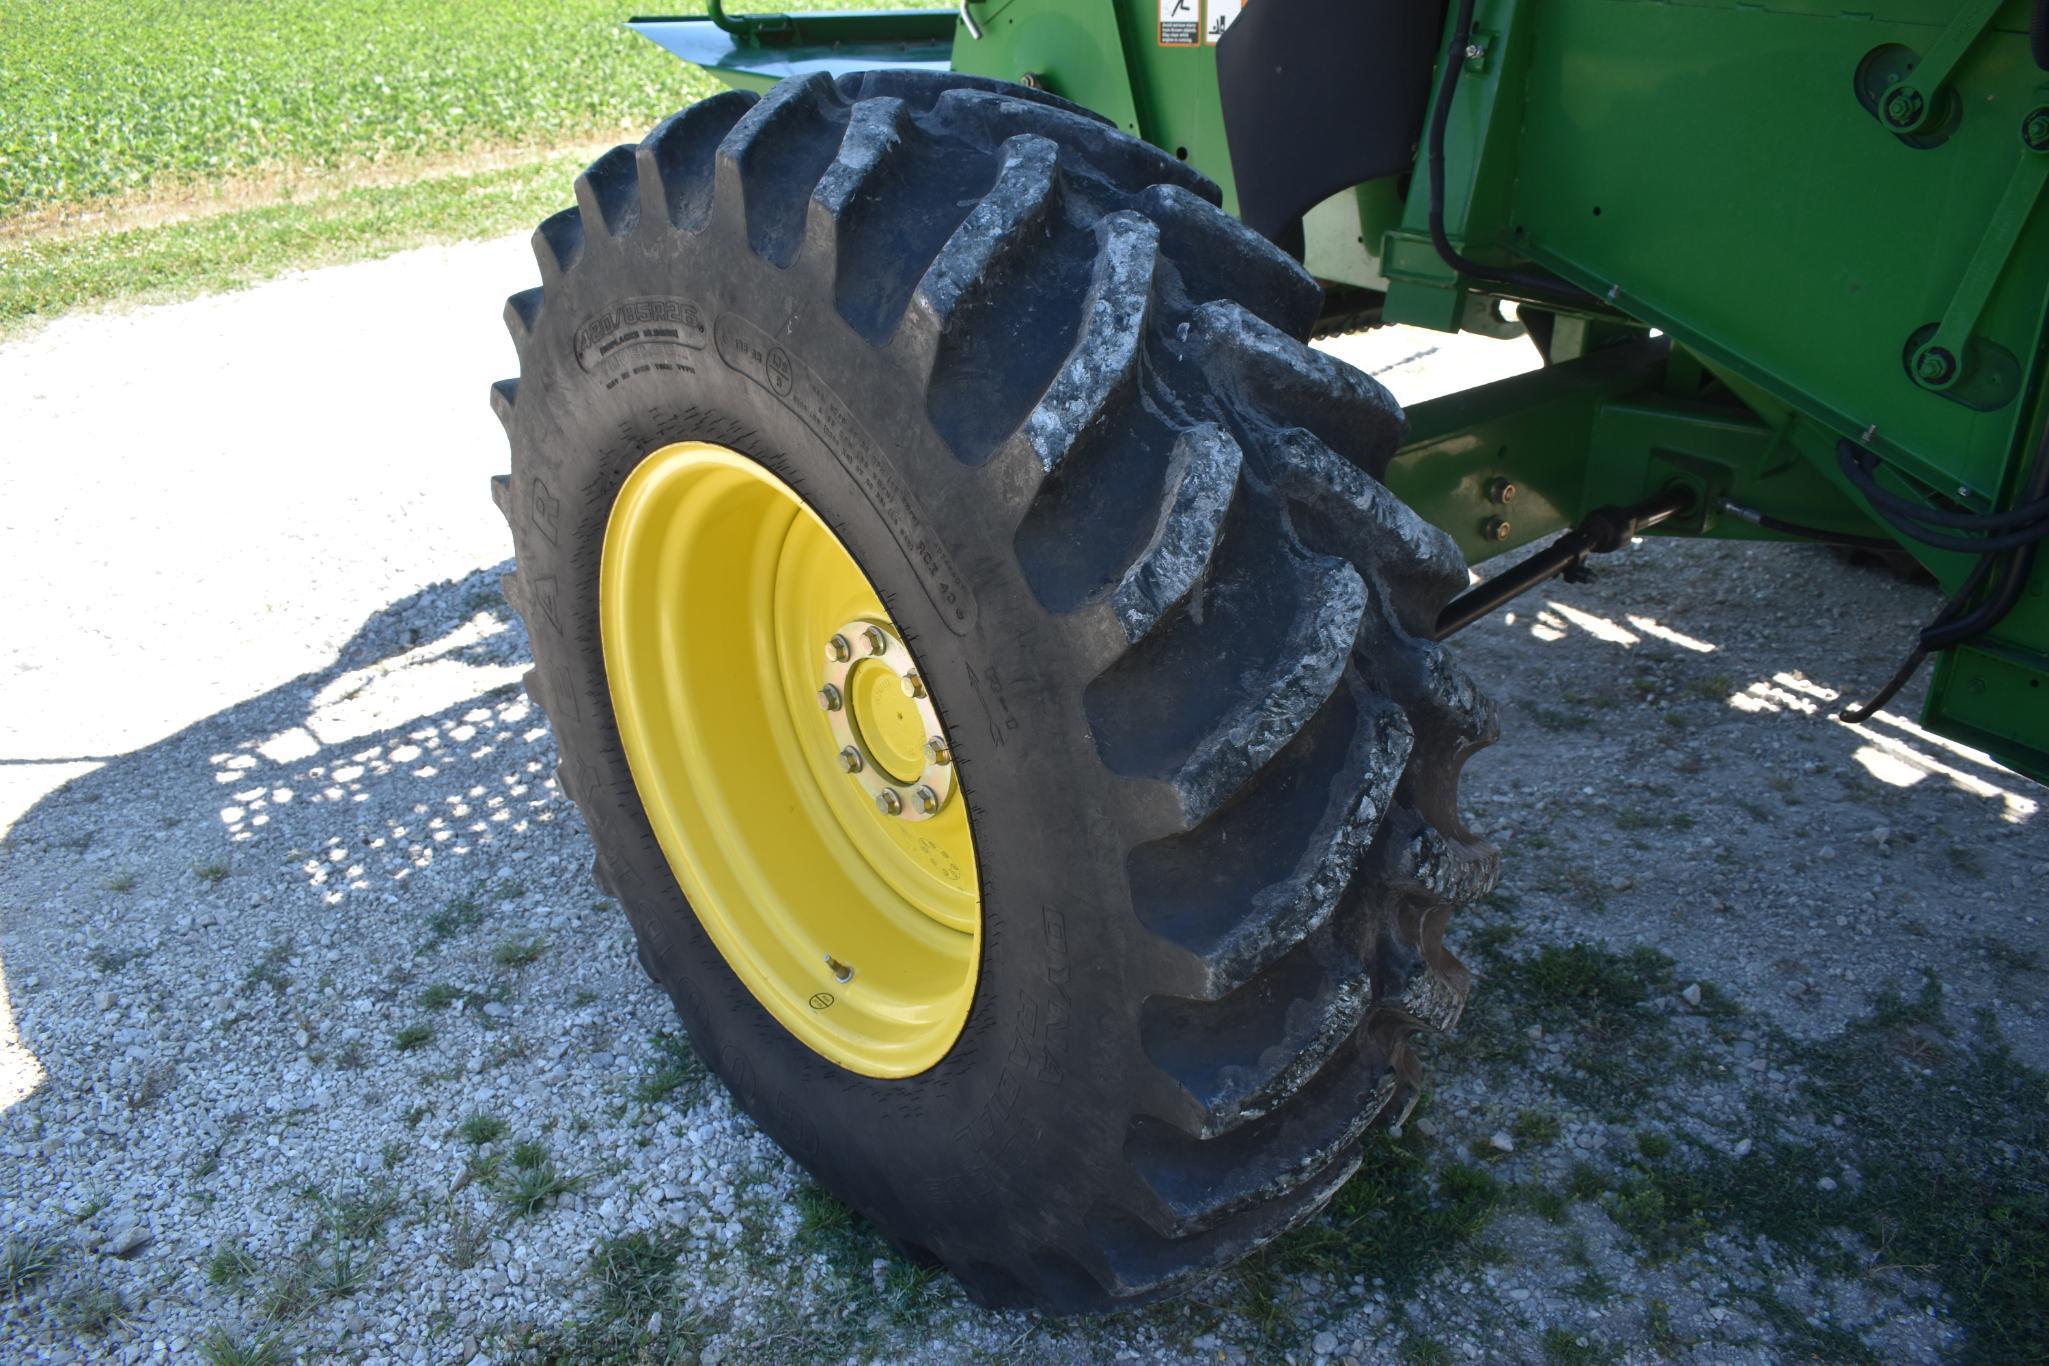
<box><xmin>633</xmin><ymin>0</ymin><xmax>2049</xmax><ymax>781</ymax></box>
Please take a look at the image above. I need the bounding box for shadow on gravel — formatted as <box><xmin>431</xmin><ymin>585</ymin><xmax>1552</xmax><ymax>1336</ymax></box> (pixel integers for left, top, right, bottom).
<box><xmin>1</xmin><ymin>562</ymin><xmax>548</xmax><ymax>1103</ymax></box>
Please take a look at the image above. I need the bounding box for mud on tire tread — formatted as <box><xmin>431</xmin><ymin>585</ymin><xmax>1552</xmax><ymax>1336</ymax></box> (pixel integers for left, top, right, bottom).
<box><xmin>490</xmin><ymin>70</ymin><xmax>1496</xmax><ymax>1313</ymax></box>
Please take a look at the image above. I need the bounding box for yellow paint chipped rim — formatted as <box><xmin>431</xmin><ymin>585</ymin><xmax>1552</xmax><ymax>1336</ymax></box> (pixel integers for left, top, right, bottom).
<box><xmin>599</xmin><ymin>442</ymin><xmax>980</xmax><ymax>1078</ymax></box>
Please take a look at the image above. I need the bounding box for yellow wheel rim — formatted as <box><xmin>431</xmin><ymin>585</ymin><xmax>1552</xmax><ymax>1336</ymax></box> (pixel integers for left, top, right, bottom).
<box><xmin>599</xmin><ymin>442</ymin><xmax>980</xmax><ymax>1078</ymax></box>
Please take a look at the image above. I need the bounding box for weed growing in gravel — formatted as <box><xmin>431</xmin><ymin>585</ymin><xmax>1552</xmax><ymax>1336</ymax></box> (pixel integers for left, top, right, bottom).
<box><xmin>86</xmin><ymin>946</ymin><xmax>137</xmax><ymax>973</ymax></box>
<box><xmin>1565</xmin><ymin>1267</ymin><xmax>1616</xmax><ymax>1302</ymax></box>
<box><xmin>206</xmin><ymin>1242</ymin><xmax>259</xmax><ymax>1290</ymax></box>
<box><xmin>1511</xmin><ymin>1110</ymin><xmax>1561</xmax><ymax>1146</ymax></box>
<box><xmin>1541</xmin><ymin>1326</ymin><xmax>1619</xmax><ymax>1364</ymax></box>
<box><xmin>590</xmin><ymin>1227</ymin><xmax>689</xmax><ymax>1321</ymax></box>
<box><xmin>418</xmin><ymin>982</ymin><xmax>464</xmax><ymax>1010</ymax></box>
<box><xmin>504</xmin><ymin>1227</ymin><xmax>707</xmax><ymax>1360</ymax></box>
<box><xmin>196</xmin><ymin>1326</ymin><xmax>288</xmax><ymax>1366</ymax></box>
<box><xmin>459</xmin><ymin>1113</ymin><xmax>508</xmax><ymax>1146</ymax></box>
<box><xmin>1243</xmin><ymin>1129</ymin><xmax>1501</xmax><ymax>1307</ymax></box>
<box><xmin>443</xmin><ymin>1208</ymin><xmax>489</xmax><ymax>1271</ymax></box>
<box><xmin>1974</xmin><ymin>934</ymin><xmax>2042</xmax><ymax>978</ymax></box>
<box><xmin>429</xmin><ymin>888</ymin><xmax>488</xmax><ymax>940</ymax></box>
<box><xmin>492</xmin><ymin>936</ymin><xmax>547</xmax><ymax>969</ymax></box>
<box><xmin>392</xmin><ymin>1023</ymin><xmax>434</xmax><ymax>1053</ymax></box>
<box><xmin>52</xmin><ymin>1279</ymin><xmax>129</xmax><ymax>1335</ymax></box>
<box><xmin>323</xmin><ymin>1182</ymin><xmax>401</xmax><ymax>1242</ymax></box>
<box><xmin>99</xmin><ymin>871</ymin><xmax>136</xmax><ymax>893</ymax></box>
<box><xmin>0</xmin><ymin>1228</ymin><xmax>65</xmax><ymax>1299</ymax></box>
<box><xmin>194</xmin><ymin>859</ymin><xmax>230</xmax><ymax>884</ymax></box>
<box><xmin>634</xmin><ymin>1030</ymin><xmax>708</xmax><ymax>1106</ymax></box>
<box><xmin>243</xmin><ymin>940</ymin><xmax>293</xmax><ymax>995</ymax></box>
<box><xmin>496</xmin><ymin>1145</ymin><xmax>586</xmax><ymax>1217</ymax></box>
<box><xmin>311</xmin><ymin>1236</ymin><xmax>373</xmax><ymax>1299</ymax></box>
<box><xmin>1397</xmin><ymin>1335</ymin><xmax>1456</xmax><ymax>1366</ymax></box>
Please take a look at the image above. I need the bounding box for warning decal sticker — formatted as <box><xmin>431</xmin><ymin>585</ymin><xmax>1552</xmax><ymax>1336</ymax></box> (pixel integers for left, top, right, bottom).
<box><xmin>1206</xmin><ymin>0</ymin><xmax>1245</xmax><ymax>44</ymax></box>
<box><xmin>1158</xmin><ymin>0</ymin><xmax>1199</xmax><ymax>46</ymax></box>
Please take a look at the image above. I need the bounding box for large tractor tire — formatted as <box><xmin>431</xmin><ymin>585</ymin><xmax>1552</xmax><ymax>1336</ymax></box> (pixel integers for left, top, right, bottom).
<box><xmin>490</xmin><ymin>71</ymin><xmax>1496</xmax><ymax>1313</ymax></box>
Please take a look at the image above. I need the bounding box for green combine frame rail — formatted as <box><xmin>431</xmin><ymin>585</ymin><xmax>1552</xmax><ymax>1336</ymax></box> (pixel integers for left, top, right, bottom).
<box><xmin>631</xmin><ymin>0</ymin><xmax>2049</xmax><ymax>783</ymax></box>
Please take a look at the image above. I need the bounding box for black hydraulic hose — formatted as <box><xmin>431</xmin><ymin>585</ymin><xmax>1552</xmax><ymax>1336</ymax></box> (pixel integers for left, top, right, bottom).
<box><xmin>1427</xmin><ymin>0</ymin><xmax>1595</xmax><ymax>308</ymax></box>
<box><xmin>1839</xmin><ymin>554</ymin><xmax>1997</xmax><ymax>723</ymax></box>
<box><xmin>1836</xmin><ymin>442</ymin><xmax>2049</xmax><ymax>532</ymax></box>
<box><xmin>1920</xmin><ymin>415</ymin><xmax>2049</xmax><ymax>649</ymax></box>
<box><xmin>1717</xmin><ymin>499</ymin><xmax>1899</xmax><ymax>553</ymax></box>
<box><xmin>1838</xmin><ymin>406</ymin><xmax>2049</xmax><ymax>719</ymax></box>
<box><xmin>1835</xmin><ymin>443</ymin><xmax>2049</xmax><ymax>555</ymax></box>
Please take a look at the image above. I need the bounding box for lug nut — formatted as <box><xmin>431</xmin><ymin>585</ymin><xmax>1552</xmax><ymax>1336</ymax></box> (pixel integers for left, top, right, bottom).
<box><xmin>925</xmin><ymin>736</ymin><xmax>952</xmax><ymax>767</ymax></box>
<box><xmin>1915</xmin><ymin>347</ymin><xmax>1957</xmax><ymax>385</ymax></box>
<box><xmin>1484</xmin><ymin>517</ymin><xmax>1513</xmax><ymax>542</ymax></box>
<box><xmin>912</xmin><ymin>785</ymin><xmax>940</xmax><ymax>815</ymax></box>
<box><xmin>816</xmin><ymin>684</ymin><xmax>842</xmax><ymax>712</ymax></box>
<box><xmin>837</xmin><ymin>746</ymin><xmax>863</xmax><ymax>774</ymax></box>
<box><xmin>875</xmin><ymin>789</ymin><xmax>904</xmax><ymax>816</ymax></box>
<box><xmin>900</xmin><ymin>671</ymin><xmax>926</xmax><ymax>699</ymax></box>
<box><xmin>2027</xmin><ymin>108</ymin><xmax>2049</xmax><ymax>152</ymax></box>
<box><xmin>862</xmin><ymin>626</ymin><xmax>888</xmax><ymax>656</ymax></box>
<box><xmin>826</xmin><ymin>633</ymin><xmax>851</xmax><ymax>662</ymax></box>
<box><xmin>1486</xmin><ymin>477</ymin><xmax>1516</xmax><ymax>505</ymax></box>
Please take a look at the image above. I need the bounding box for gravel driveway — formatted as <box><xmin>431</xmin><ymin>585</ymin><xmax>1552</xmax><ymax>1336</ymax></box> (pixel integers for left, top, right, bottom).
<box><xmin>1</xmin><ymin>243</ymin><xmax>2043</xmax><ymax>1363</ymax></box>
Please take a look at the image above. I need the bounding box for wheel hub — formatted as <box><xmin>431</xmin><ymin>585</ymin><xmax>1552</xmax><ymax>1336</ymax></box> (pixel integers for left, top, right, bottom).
<box><xmin>817</xmin><ymin>619</ymin><xmax>955</xmax><ymax>821</ymax></box>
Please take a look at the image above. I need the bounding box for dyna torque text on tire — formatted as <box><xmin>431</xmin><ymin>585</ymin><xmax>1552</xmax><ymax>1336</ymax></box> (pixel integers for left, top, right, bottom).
<box><xmin>489</xmin><ymin>70</ymin><xmax>1497</xmax><ymax>1313</ymax></box>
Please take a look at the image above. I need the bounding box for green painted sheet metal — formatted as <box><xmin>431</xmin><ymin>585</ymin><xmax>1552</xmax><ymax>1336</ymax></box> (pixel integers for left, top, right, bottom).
<box><xmin>949</xmin><ymin>0</ymin><xmax>1237</xmax><ymax>214</ymax></box>
<box><xmin>627</xmin><ymin>9</ymin><xmax>956</xmax><ymax>92</ymax></box>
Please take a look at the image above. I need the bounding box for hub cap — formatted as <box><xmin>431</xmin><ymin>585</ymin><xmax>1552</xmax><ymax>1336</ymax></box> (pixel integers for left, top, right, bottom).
<box><xmin>599</xmin><ymin>442</ymin><xmax>979</xmax><ymax>1078</ymax></box>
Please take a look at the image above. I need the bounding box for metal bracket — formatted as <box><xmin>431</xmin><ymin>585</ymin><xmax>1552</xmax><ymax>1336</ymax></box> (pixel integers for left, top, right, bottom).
<box><xmin>1861</xmin><ymin>0</ymin><xmax>2003</xmax><ymax>140</ymax></box>
<box><xmin>705</xmin><ymin>0</ymin><xmax>793</xmax><ymax>46</ymax></box>
<box><xmin>1906</xmin><ymin>103</ymin><xmax>2049</xmax><ymax>409</ymax></box>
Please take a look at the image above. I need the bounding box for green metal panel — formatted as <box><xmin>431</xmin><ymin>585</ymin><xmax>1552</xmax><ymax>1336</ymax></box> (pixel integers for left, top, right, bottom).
<box><xmin>1503</xmin><ymin>1</ymin><xmax>2049</xmax><ymax>512</ymax></box>
<box><xmin>949</xmin><ymin>0</ymin><xmax>1238</xmax><ymax>214</ymax></box>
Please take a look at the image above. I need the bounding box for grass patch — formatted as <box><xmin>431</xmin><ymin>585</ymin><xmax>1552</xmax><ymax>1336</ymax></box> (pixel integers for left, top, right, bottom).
<box><xmin>634</xmin><ymin>1030</ymin><xmax>708</xmax><ymax>1107</ymax></box>
<box><xmin>0</xmin><ymin>1229</ymin><xmax>65</xmax><ymax>1299</ymax></box>
<box><xmin>197</xmin><ymin>1327</ymin><xmax>288</xmax><ymax>1366</ymax></box>
<box><xmin>492</xmin><ymin>936</ymin><xmax>546</xmax><ymax>970</ymax></box>
<box><xmin>1541</xmin><ymin>1327</ymin><xmax>1618</xmax><ymax>1365</ymax></box>
<box><xmin>194</xmin><ymin>860</ymin><xmax>230</xmax><ymax>884</ymax></box>
<box><xmin>590</xmin><ymin>1227</ymin><xmax>692</xmax><ymax>1323</ymax></box>
<box><xmin>392</xmin><ymin>1023</ymin><xmax>434</xmax><ymax>1052</ymax></box>
<box><xmin>1586</xmin><ymin>978</ymin><xmax>2047</xmax><ymax>1362</ymax></box>
<box><xmin>0</xmin><ymin>0</ymin><xmax>723</xmax><ymax>221</ymax></box>
<box><xmin>427</xmin><ymin>885</ymin><xmax>491</xmax><ymax>940</ymax></box>
<box><xmin>52</xmin><ymin>1279</ymin><xmax>129</xmax><ymax>1335</ymax></box>
<box><xmin>1251</xmin><ymin>1131</ymin><xmax>1500</xmax><ymax>1299</ymax></box>
<box><xmin>418</xmin><ymin>983</ymin><xmax>464</xmax><ymax>1011</ymax></box>
<box><xmin>497</xmin><ymin>1147</ymin><xmax>586</xmax><ymax>1217</ymax></box>
<box><xmin>244</xmin><ymin>939</ymin><xmax>294</xmax><ymax>995</ymax></box>
<box><xmin>206</xmin><ymin>1241</ymin><xmax>260</xmax><ymax>1291</ymax></box>
<box><xmin>458</xmin><ymin>1112</ymin><xmax>508</xmax><ymax>1146</ymax></box>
